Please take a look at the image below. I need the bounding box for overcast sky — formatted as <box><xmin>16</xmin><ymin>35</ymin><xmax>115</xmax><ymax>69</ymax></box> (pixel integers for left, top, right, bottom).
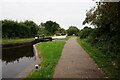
<box><xmin>0</xmin><ymin>0</ymin><xmax>96</xmax><ymax>29</ymax></box>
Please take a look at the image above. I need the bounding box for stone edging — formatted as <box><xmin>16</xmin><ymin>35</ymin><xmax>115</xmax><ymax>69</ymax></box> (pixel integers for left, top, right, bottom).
<box><xmin>16</xmin><ymin>44</ymin><xmax>41</xmax><ymax>78</ymax></box>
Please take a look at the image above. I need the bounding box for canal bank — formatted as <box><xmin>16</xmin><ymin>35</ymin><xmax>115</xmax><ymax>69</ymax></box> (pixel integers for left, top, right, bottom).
<box><xmin>2</xmin><ymin>37</ymin><xmax>52</xmax><ymax>78</ymax></box>
<box><xmin>2</xmin><ymin>37</ymin><xmax>52</xmax><ymax>49</ymax></box>
<box><xmin>2</xmin><ymin>43</ymin><xmax>41</xmax><ymax>78</ymax></box>
<box><xmin>16</xmin><ymin>44</ymin><xmax>41</xmax><ymax>78</ymax></box>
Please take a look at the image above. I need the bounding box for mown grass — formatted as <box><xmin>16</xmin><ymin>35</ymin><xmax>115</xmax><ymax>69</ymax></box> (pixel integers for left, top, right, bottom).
<box><xmin>2</xmin><ymin>38</ymin><xmax>34</xmax><ymax>43</ymax></box>
<box><xmin>27</xmin><ymin>41</ymin><xmax>65</xmax><ymax>78</ymax></box>
<box><xmin>77</xmin><ymin>38</ymin><xmax>118</xmax><ymax>79</ymax></box>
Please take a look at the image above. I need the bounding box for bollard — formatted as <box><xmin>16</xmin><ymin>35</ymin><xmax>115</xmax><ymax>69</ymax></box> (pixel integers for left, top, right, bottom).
<box><xmin>35</xmin><ymin>64</ymin><xmax>39</xmax><ymax>69</ymax></box>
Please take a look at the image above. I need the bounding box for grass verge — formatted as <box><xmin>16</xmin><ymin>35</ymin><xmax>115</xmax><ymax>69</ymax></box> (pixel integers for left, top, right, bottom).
<box><xmin>27</xmin><ymin>41</ymin><xmax>65</xmax><ymax>78</ymax></box>
<box><xmin>77</xmin><ymin>38</ymin><xmax>118</xmax><ymax>79</ymax></box>
<box><xmin>2</xmin><ymin>38</ymin><xmax>34</xmax><ymax>43</ymax></box>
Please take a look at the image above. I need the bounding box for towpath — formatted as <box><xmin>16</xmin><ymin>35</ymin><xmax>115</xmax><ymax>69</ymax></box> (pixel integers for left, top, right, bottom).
<box><xmin>53</xmin><ymin>37</ymin><xmax>105</xmax><ymax>78</ymax></box>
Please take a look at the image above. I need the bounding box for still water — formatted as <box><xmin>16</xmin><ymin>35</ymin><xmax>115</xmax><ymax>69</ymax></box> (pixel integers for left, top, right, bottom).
<box><xmin>2</xmin><ymin>44</ymin><xmax>35</xmax><ymax>78</ymax></box>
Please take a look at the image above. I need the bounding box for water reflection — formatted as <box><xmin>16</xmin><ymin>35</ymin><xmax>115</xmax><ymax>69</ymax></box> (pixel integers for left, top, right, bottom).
<box><xmin>2</xmin><ymin>44</ymin><xmax>35</xmax><ymax>78</ymax></box>
<box><xmin>2</xmin><ymin>44</ymin><xmax>34</xmax><ymax>64</ymax></box>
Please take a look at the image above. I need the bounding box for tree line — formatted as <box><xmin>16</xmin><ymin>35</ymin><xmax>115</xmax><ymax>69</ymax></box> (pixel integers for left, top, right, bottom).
<box><xmin>79</xmin><ymin>2</ymin><xmax>120</xmax><ymax>78</ymax></box>
<box><xmin>2</xmin><ymin>19</ymin><xmax>79</xmax><ymax>39</ymax></box>
<box><xmin>2</xmin><ymin>20</ymin><xmax>39</xmax><ymax>39</ymax></box>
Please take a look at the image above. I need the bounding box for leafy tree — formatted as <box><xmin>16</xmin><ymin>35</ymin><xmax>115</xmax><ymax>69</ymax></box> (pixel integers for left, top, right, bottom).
<box><xmin>83</xmin><ymin>2</ymin><xmax>120</xmax><ymax>34</ymax></box>
<box><xmin>82</xmin><ymin>2</ymin><xmax>120</xmax><ymax>78</ymax></box>
<box><xmin>67</xmin><ymin>26</ymin><xmax>79</xmax><ymax>36</ymax></box>
<box><xmin>55</xmin><ymin>28</ymin><xmax>66</xmax><ymax>36</ymax></box>
<box><xmin>83</xmin><ymin>2</ymin><xmax>120</xmax><ymax>54</ymax></box>
<box><xmin>23</xmin><ymin>20</ymin><xmax>39</xmax><ymax>36</ymax></box>
<box><xmin>2</xmin><ymin>20</ymin><xmax>39</xmax><ymax>38</ymax></box>
<box><xmin>59</xmin><ymin>28</ymin><xmax>67</xmax><ymax>35</ymax></box>
<box><xmin>37</xmin><ymin>28</ymin><xmax>50</xmax><ymax>36</ymax></box>
<box><xmin>79</xmin><ymin>26</ymin><xmax>93</xmax><ymax>38</ymax></box>
<box><xmin>41</xmin><ymin>21</ymin><xmax>60</xmax><ymax>35</ymax></box>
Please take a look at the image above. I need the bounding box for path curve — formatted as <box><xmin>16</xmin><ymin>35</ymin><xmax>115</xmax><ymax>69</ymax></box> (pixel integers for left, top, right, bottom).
<box><xmin>53</xmin><ymin>37</ymin><xmax>106</xmax><ymax>78</ymax></box>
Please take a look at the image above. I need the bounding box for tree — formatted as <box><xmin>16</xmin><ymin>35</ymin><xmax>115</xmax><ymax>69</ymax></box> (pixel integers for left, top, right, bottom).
<box><xmin>41</xmin><ymin>21</ymin><xmax>60</xmax><ymax>35</ymax></box>
<box><xmin>23</xmin><ymin>20</ymin><xmax>39</xmax><ymax>36</ymax></box>
<box><xmin>37</xmin><ymin>28</ymin><xmax>50</xmax><ymax>36</ymax></box>
<box><xmin>2</xmin><ymin>20</ymin><xmax>39</xmax><ymax>38</ymax></box>
<box><xmin>67</xmin><ymin>26</ymin><xmax>79</xmax><ymax>36</ymax></box>
<box><xmin>82</xmin><ymin>2</ymin><xmax>120</xmax><ymax>78</ymax></box>
<box><xmin>79</xmin><ymin>26</ymin><xmax>93</xmax><ymax>38</ymax></box>
<box><xmin>55</xmin><ymin>28</ymin><xmax>66</xmax><ymax>36</ymax></box>
<box><xmin>83</xmin><ymin>2</ymin><xmax>120</xmax><ymax>49</ymax></box>
<box><xmin>83</xmin><ymin>2</ymin><xmax>120</xmax><ymax>34</ymax></box>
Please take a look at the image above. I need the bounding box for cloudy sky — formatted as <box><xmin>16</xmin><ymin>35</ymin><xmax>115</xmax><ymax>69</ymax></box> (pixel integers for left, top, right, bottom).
<box><xmin>0</xmin><ymin>0</ymin><xmax>96</xmax><ymax>29</ymax></box>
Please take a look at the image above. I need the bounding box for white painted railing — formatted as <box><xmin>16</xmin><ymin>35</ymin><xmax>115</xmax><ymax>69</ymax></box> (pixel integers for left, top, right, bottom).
<box><xmin>52</xmin><ymin>35</ymin><xmax>67</xmax><ymax>39</ymax></box>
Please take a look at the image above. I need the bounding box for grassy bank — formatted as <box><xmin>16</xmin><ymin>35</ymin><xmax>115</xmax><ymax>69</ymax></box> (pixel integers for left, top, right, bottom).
<box><xmin>77</xmin><ymin>38</ymin><xmax>118</xmax><ymax>79</ymax></box>
<box><xmin>27</xmin><ymin>41</ymin><xmax>65</xmax><ymax>78</ymax></box>
<box><xmin>2</xmin><ymin>38</ymin><xmax>34</xmax><ymax>43</ymax></box>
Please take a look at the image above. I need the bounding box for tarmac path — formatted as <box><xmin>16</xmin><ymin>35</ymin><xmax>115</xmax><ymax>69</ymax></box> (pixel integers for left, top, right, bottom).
<box><xmin>53</xmin><ymin>37</ymin><xmax>106</xmax><ymax>78</ymax></box>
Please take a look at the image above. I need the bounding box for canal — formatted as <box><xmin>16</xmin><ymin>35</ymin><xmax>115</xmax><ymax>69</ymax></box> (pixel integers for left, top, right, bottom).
<box><xmin>2</xmin><ymin>44</ymin><xmax>35</xmax><ymax>78</ymax></box>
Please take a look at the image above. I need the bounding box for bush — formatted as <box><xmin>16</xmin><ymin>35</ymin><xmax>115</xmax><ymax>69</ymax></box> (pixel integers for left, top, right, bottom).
<box><xmin>79</xmin><ymin>27</ymin><xmax>93</xmax><ymax>39</ymax></box>
<box><xmin>67</xmin><ymin>26</ymin><xmax>79</xmax><ymax>36</ymax></box>
<box><xmin>2</xmin><ymin>20</ymin><xmax>39</xmax><ymax>39</ymax></box>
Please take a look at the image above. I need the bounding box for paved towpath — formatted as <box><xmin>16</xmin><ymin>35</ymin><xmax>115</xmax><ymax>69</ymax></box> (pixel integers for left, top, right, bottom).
<box><xmin>53</xmin><ymin>37</ymin><xmax>106</xmax><ymax>78</ymax></box>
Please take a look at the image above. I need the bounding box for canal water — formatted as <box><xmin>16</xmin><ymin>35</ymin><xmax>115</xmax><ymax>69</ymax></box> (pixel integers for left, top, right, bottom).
<box><xmin>2</xmin><ymin>44</ymin><xmax>35</xmax><ymax>78</ymax></box>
